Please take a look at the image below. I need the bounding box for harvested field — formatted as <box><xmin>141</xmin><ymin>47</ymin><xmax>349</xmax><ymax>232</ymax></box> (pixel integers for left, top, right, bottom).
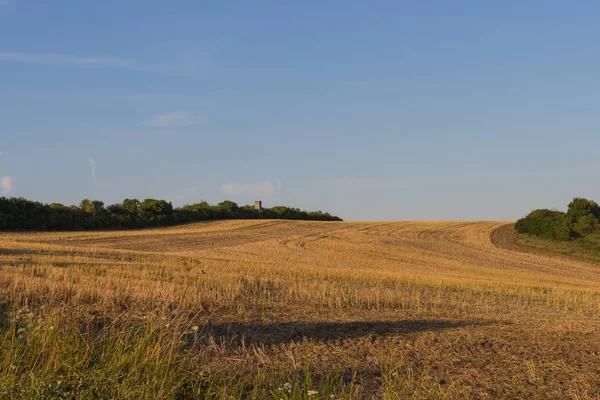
<box><xmin>1</xmin><ymin>220</ymin><xmax>599</xmax><ymax>398</ymax></box>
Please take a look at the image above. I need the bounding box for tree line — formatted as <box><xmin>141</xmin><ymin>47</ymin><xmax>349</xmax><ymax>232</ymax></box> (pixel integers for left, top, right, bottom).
<box><xmin>515</xmin><ymin>197</ymin><xmax>600</xmax><ymax>240</ymax></box>
<box><xmin>0</xmin><ymin>197</ymin><xmax>342</xmax><ymax>231</ymax></box>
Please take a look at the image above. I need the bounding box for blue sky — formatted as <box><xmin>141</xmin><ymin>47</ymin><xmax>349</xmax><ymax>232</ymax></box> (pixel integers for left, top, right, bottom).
<box><xmin>1</xmin><ymin>1</ymin><xmax>599</xmax><ymax>220</ymax></box>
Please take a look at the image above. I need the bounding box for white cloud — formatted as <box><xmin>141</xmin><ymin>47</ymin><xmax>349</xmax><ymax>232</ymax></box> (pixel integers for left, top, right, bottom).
<box><xmin>328</xmin><ymin>178</ymin><xmax>386</xmax><ymax>190</ymax></box>
<box><xmin>0</xmin><ymin>176</ymin><xmax>13</xmax><ymax>195</ymax></box>
<box><xmin>0</xmin><ymin>52</ymin><xmax>184</xmax><ymax>74</ymax></box>
<box><xmin>220</xmin><ymin>181</ymin><xmax>281</xmax><ymax>201</ymax></box>
<box><xmin>0</xmin><ymin>151</ymin><xmax>4</xmax><ymax>155</ymax></box>
<box><xmin>143</xmin><ymin>111</ymin><xmax>202</xmax><ymax>128</ymax></box>
<box><xmin>0</xmin><ymin>1</ymin><xmax>8</xmax><ymax>5</ymax></box>
<box><xmin>88</xmin><ymin>157</ymin><xmax>96</xmax><ymax>184</ymax></box>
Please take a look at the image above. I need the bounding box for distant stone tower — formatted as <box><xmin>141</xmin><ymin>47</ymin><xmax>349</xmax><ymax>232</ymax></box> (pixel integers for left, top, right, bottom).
<box><xmin>254</xmin><ymin>201</ymin><xmax>262</xmax><ymax>212</ymax></box>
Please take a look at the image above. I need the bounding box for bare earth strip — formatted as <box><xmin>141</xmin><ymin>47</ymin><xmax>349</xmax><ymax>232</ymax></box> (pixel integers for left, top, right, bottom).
<box><xmin>1</xmin><ymin>221</ymin><xmax>599</xmax><ymax>398</ymax></box>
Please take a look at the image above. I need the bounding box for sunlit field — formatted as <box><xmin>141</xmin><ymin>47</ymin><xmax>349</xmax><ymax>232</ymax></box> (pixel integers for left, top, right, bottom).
<box><xmin>1</xmin><ymin>220</ymin><xmax>599</xmax><ymax>399</ymax></box>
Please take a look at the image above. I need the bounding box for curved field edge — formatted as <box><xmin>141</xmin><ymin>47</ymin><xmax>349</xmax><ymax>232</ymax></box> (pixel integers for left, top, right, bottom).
<box><xmin>493</xmin><ymin>223</ymin><xmax>600</xmax><ymax>265</ymax></box>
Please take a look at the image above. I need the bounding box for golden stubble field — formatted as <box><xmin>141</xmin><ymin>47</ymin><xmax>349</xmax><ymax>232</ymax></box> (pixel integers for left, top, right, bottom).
<box><xmin>1</xmin><ymin>220</ymin><xmax>599</xmax><ymax>399</ymax></box>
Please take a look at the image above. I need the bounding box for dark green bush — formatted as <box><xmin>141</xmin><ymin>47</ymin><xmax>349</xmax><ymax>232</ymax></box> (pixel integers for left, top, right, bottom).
<box><xmin>516</xmin><ymin>197</ymin><xmax>600</xmax><ymax>241</ymax></box>
<box><xmin>515</xmin><ymin>209</ymin><xmax>571</xmax><ymax>240</ymax></box>
<box><xmin>572</xmin><ymin>214</ymin><xmax>599</xmax><ymax>237</ymax></box>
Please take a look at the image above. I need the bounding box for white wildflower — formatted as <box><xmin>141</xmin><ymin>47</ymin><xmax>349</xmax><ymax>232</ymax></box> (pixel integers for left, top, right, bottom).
<box><xmin>282</xmin><ymin>382</ymin><xmax>293</xmax><ymax>393</ymax></box>
<box><xmin>307</xmin><ymin>390</ymin><xmax>318</xmax><ymax>396</ymax></box>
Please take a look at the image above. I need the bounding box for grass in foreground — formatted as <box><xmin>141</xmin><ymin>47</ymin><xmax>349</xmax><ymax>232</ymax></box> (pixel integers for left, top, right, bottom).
<box><xmin>516</xmin><ymin>232</ymin><xmax>600</xmax><ymax>265</ymax></box>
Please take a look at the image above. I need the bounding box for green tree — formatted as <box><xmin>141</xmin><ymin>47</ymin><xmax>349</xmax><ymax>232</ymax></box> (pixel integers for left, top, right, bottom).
<box><xmin>567</xmin><ymin>198</ymin><xmax>600</xmax><ymax>220</ymax></box>
<box><xmin>216</xmin><ymin>201</ymin><xmax>239</xmax><ymax>218</ymax></box>
<box><xmin>139</xmin><ymin>199</ymin><xmax>174</xmax><ymax>226</ymax></box>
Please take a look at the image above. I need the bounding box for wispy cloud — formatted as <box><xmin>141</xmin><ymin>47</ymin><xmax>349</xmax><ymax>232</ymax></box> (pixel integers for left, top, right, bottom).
<box><xmin>88</xmin><ymin>157</ymin><xmax>96</xmax><ymax>184</ymax></box>
<box><xmin>0</xmin><ymin>1</ymin><xmax>9</xmax><ymax>6</ymax></box>
<box><xmin>143</xmin><ymin>111</ymin><xmax>202</xmax><ymax>128</ymax></box>
<box><xmin>0</xmin><ymin>176</ymin><xmax>13</xmax><ymax>195</ymax></box>
<box><xmin>220</xmin><ymin>180</ymin><xmax>281</xmax><ymax>201</ymax></box>
<box><xmin>0</xmin><ymin>52</ymin><xmax>186</xmax><ymax>74</ymax></box>
<box><xmin>0</xmin><ymin>151</ymin><xmax>4</xmax><ymax>156</ymax></box>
